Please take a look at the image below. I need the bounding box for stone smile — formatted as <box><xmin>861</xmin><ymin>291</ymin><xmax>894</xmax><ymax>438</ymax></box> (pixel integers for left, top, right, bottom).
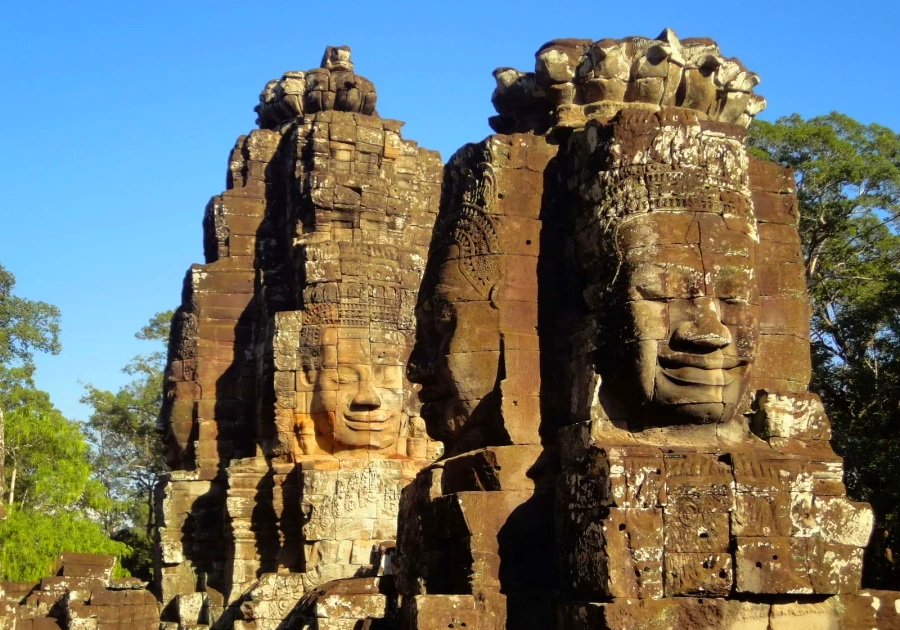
<box><xmin>342</xmin><ymin>412</ymin><xmax>391</xmax><ymax>430</ymax></box>
<box><xmin>658</xmin><ymin>352</ymin><xmax>747</xmax><ymax>386</ymax></box>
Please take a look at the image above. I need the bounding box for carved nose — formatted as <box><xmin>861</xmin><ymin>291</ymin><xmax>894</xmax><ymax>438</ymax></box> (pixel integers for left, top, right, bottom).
<box><xmin>352</xmin><ymin>379</ymin><xmax>382</xmax><ymax>409</ymax></box>
<box><xmin>671</xmin><ymin>298</ymin><xmax>732</xmax><ymax>351</ymax></box>
<box><xmin>407</xmin><ymin>344</ymin><xmax>434</xmax><ymax>384</ymax></box>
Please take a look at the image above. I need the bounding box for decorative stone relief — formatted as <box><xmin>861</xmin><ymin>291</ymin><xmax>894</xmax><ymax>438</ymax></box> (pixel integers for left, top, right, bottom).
<box><xmin>490</xmin><ymin>29</ymin><xmax>766</xmax><ymax>135</ymax></box>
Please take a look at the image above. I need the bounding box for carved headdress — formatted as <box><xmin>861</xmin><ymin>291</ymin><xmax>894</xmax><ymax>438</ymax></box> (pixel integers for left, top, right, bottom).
<box><xmin>421</xmin><ymin>144</ymin><xmax>502</xmax><ymax>302</ymax></box>
<box><xmin>491</xmin><ymin>29</ymin><xmax>766</xmax><ymax>134</ymax></box>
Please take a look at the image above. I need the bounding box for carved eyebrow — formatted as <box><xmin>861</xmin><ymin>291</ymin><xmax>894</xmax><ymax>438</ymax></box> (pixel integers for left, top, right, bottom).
<box><xmin>337</xmin><ymin>365</ymin><xmax>367</xmax><ymax>379</ymax></box>
<box><xmin>432</xmin><ymin>284</ymin><xmax>472</xmax><ymax>302</ymax></box>
<box><xmin>319</xmin><ymin>369</ymin><xmax>340</xmax><ymax>381</ymax></box>
<box><xmin>625</xmin><ymin>265</ymin><xmax>699</xmax><ymax>300</ymax></box>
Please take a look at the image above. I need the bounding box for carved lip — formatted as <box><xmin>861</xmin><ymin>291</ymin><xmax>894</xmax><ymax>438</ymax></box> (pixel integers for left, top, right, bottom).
<box><xmin>342</xmin><ymin>411</ymin><xmax>393</xmax><ymax>431</ymax></box>
<box><xmin>658</xmin><ymin>351</ymin><xmax>747</xmax><ymax>386</ymax></box>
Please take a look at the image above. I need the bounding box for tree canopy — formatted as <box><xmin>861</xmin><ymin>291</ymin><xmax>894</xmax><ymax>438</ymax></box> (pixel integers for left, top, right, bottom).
<box><xmin>0</xmin><ymin>262</ymin><xmax>132</xmax><ymax>581</ymax></box>
<box><xmin>749</xmin><ymin>112</ymin><xmax>900</xmax><ymax>588</ymax></box>
<box><xmin>81</xmin><ymin>310</ymin><xmax>171</xmax><ymax>580</ymax></box>
<box><xmin>0</xmin><ymin>265</ymin><xmax>60</xmax><ymax>369</ymax></box>
<box><xmin>0</xmin><ymin>264</ymin><xmax>61</xmax><ymax>413</ymax></box>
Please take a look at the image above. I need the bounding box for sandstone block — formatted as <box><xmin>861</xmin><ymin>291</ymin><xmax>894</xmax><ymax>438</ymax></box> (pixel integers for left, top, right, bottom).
<box><xmin>733</xmin><ymin>491</ymin><xmax>791</xmax><ymax>537</ymax></box>
<box><xmin>755</xmin><ymin>334</ymin><xmax>812</xmax><ymax>385</ymax></box>
<box><xmin>814</xmin><ymin>496</ymin><xmax>874</xmax><ymax>547</ymax></box>
<box><xmin>758</xmin><ymin>262</ymin><xmax>806</xmax><ymax>298</ymax></box>
<box><xmin>403</xmin><ymin>595</ymin><xmax>477</xmax><ymax>629</ymax></box>
<box><xmin>759</xmin><ymin>296</ymin><xmax>811</xmax><ymax>338</ymax></box>
<box><xmin>566</xmin><ymin>507</ymin><xmax>664</xmax><ymax>600</ymax></box>
<box><xmin>754</xmin><ymin>391</ymin><xmax>830</xmax><ymax>441</ymax></box>
<box><xmin>749</xmin><ymin>159</ymin><xmax>797</xmax><ymax>195</ymax></box>
<box><xmin>663</xmin><ymin>552</ymin><xmax>732</xmax><ymax>597</ymax></box>
<box><xmin>440</xmin><ymin>445</ymin><xmax>545</xmax><ymax>493</ymax></box>
<box><xmin>806</xmin><ymin>537</ymin><xmax>863</xmax><ymax>594</ymax></box>
<box><xmin>496</xmin><ymin>167</ymin><xmax>545</xmax><ymax>219</ymax></box>
<box><xmin>734</xmin><ymin>537</ymin><xmax>812</xmax><ymax>594</ymax></box>
<box><xmin>835</xmin><ymin>590</ymin><xmax>900</xmax><ymax>629</ymax></box>
<box><xmin>559</xmin><ymin>598</ymin><xmax>772</xmax><ymax>630</ymax></box>
<box><xmin>314</xmin><ymin>592</ymin><xmax>385</xmax><ymax>619</ymax></box>
<box><xmin>663</xmin><ymin>511</ymin><xmax>729</xmax><ymax>553</ymax></box>
<box><xmin>768</xmin><ymin>599</ymin><xmax>841</xmax><ymax>630</ymax></box>
<box><xmin>664</xmin><ymin>453</ymin><xmax>734</xmax><ymax>513</ymax></box>
<box><xmin>499</xmin><ymin>393</ymin><xmax>542</xmax><ymax>445</ymax></box>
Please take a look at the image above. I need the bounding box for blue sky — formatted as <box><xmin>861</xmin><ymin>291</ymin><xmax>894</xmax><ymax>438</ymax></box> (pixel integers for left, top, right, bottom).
<box><xmin>2</xmin><ymin>0</ymin><xmax>898</xmax><ymax>422</ymax></box>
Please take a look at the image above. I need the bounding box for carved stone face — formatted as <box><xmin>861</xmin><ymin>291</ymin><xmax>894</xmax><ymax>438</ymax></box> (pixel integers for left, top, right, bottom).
<box><xmin>408</xmin><ymin>245</ymin><xmax>501</xmax><ymax>450</ymax></box>
<box><xmin>302</xmin><ymin>329</ymin><xmax>404</xmax><ymax>454</ymax></box>
<box><xmin>600</xmin><ymin>212</ymin><xmax>758</xmax><ymax>427</ymax></box>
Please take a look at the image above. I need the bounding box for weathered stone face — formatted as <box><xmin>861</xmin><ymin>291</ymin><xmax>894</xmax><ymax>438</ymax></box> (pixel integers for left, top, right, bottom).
<box><xmin>572</xmin><ymin>110</ymin><xmax>759</xmax><ymax>429</ymax></box>
<box><xmin>607</xmin><ymin>211</ymin><xmax>758</xmax><ymax>426</ymax></box>
<box><xmin>296</xmin><ymin>327</ymin><xmax>405</xmax><ymax>455</ymax></box>
<box><xmin>408</xmin><ymin>248</ymin><xmax>502</xmax><ymax>448</ymax></box>
<box><xmin>408</xmin><ymin>149</ymin><xmax>505</xmax><ymax>452</ymax></box>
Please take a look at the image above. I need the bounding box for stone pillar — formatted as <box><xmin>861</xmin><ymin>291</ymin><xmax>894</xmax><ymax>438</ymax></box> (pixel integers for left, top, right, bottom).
<box><xmin>557</xmin><ymin>31</ymin><xmax>883</xmax><ymax>629</ymax></box>
<box><xmin>155</xmin><ymin>46</ymin><xmax>442</xmax><ymax>628</ymax></box>
<box><xmin>395</xmin><ymin>132</ymin><xmax>571</xmax><ymax>630</ymax></box>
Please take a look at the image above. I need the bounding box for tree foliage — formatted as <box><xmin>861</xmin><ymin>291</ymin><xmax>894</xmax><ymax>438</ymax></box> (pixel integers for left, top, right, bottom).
<box><xmin>4</xmin><ymin>398</ymin><xmax>103</xmax><ymax>511</ymax></box>
<box><xmin>0</xmin><ymin>263</ymin><xmax>61</xmax><ymax>414</ymax></box>
<box><xmin>81</xmin><ymin>311</ymin><xmax>171</xmax><ymax>580</ymax></box>
<box><xmin>0</xmin><ymin>265</ymin><xmax>60</xmax><ymax>370</ymax></box>
<box><xmin>0</xmin><ymin>508</ymin><xmax>130</xmax><ymax>582</ymax></box>
<box><xmin>749</xmin><ymin>113</ymin><xmax>900</xmax><ymax>587</ymax></box>
<box><xmin>0</xmin><ymin>262</ymin><xmax>132</xmax><ymax>581</ymax></box>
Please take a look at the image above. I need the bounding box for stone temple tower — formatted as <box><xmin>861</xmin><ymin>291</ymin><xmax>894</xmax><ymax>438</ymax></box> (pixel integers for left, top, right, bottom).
<box><xmin>153</xmin><ymin>46</ymin><xmax>442</xmax><ymax>627</ymax></box>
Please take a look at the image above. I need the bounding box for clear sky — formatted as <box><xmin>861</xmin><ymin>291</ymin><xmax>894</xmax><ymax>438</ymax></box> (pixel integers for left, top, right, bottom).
<box><xmin>2</xmin><ymin>0</ymin><xmax>898</xmax><ymax>422</ymax></box>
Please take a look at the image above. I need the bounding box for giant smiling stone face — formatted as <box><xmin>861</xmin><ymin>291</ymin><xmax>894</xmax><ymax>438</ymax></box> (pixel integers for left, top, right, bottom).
<box><xmin>573</xmin><ymin>112</ymin><xmax>760</xmax><ymax>431</ymax></box>
<box><xmin>599</xmin><ymin>211</ymin><xmax>758</xmax><ymax>428</ymax></box>
<box><xmin>300</xmin><ymin>329</ymin><xmax>404</xmax><ymax>455</ymax></box>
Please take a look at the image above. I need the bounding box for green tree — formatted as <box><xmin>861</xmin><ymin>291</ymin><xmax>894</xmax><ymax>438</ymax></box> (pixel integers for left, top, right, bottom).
<box><xmin>3</xmin><ymin>397</ymin><xmax>101</xmax><ymax>511</ymax></box>
<box><xmin>1</xmin><ymin>262</ymin><xmax>63</xmax><ymax>506</ymax></box>
<box><xmin>81</xmin><ymin>311</ymin><xmax>171</xmax><ymax>580</ymax></box>
<box><xmin>0</xmin><ymin>262</ymin><xmax>132</xmax><ymax>581</ymax></box>
<box><xmin>0</xmin><ymin>264</ymin><xmax>60</xmax><ymax>373</ymax></box>
<box><xmin>0</xmin><ymin>509</ymin><xmax>129</xmax><ymax>582</ymax></box>
<box><xmin>0</xmin><ymin>396</ymin><xmax>131</xmax><ymax>581</ymax></box>
<box><xmin>749</xmin><ymin>113</ymin><xmax>900</xmax><ymax>588</ymax></box>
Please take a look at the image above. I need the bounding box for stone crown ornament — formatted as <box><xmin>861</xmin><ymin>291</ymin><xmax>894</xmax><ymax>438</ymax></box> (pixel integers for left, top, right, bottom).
<box><xmin>255</xmin><ymin>45</ymin><xmax>377</xmax><ymax>128</ymax></box>
<box><xmin>491</xmin><ymin>29</ymin><xmax>766</xmax><ymax>134</ymax></box>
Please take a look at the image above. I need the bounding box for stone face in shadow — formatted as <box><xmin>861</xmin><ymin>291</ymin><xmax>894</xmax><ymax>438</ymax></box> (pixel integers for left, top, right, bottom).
<box><xmin>396</xmin><ymin>131</ymin><xmax>568</xmax><ymax>629</ymax></box>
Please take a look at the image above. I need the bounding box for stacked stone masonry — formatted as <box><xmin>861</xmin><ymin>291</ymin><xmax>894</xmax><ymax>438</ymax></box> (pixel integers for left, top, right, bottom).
<box><xmin>153</xmin><ymin>46</ymin><xmax>440</xmax><ymax>629</ymax></box>
<box><xmin>8</xmin><ymin>32</ymin><xmax>900</xmax><ymax>630</ymax></box>
<box><xmin>0</xmin><ymin>555</ymin><xmax>158</xmax><ymax>630</ymax></box>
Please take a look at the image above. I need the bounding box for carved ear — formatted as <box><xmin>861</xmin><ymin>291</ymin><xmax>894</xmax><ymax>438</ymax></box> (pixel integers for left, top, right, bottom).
<box><xmin>488</xmin><ymin>283</ymin><xmax>501</xmax><ymax>309</ymax></box>
<box><xmin>457</xmin><ymin>249</ymin><xmax>501</xmax><ymax>300</ymax></box>
<box><xmin>297</xmin><ymin>368</ymin><xmax>317</xmax><ymax>389</ymax></box>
